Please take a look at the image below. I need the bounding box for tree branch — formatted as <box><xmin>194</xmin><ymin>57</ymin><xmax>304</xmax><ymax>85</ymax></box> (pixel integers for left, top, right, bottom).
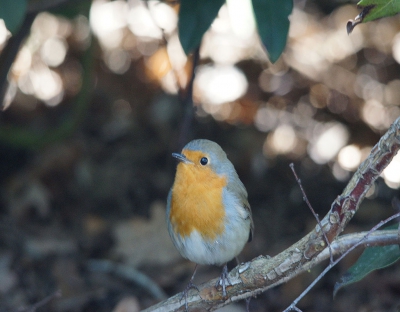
<box><xmin>0</xmin><ymin>12</ymin><xmax>37</xmax><ymax>109</ymax></box>
<box><xmin>19</xmin><ymin>289</ymin><xmax>62</xmax><ymax>312</ymax></box>
<box><xmin>285</xmin><ymin>213</ymin><xmax>400</xmax><ymax>311</ymax></box>
<box><xmin>177</xmin><ymin>46</ymin><xmax>200</xmax><ymax>150</ymax></box>
<box><xmin>143</xmin><ymin>117</ymin><xmax>400</xmax><ymax>311</ymax></box>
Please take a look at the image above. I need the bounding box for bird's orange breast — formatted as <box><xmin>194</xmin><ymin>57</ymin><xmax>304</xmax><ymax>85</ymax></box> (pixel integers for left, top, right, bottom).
<box><xmin>170</xmin><ymin>151</ymin><xmax>227</xmax><ymax>240</ymax></box>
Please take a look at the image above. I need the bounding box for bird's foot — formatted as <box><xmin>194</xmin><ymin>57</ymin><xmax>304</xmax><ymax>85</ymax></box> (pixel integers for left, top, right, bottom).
<box><xmin>180</xmin><ymin>280</ymin><xmax>199</xmax><ymax>311</ymax></box>
<box><xmin>215</xmin><ymin>264</ymin><xmax>231</xmax><ymax>297</ymax></box>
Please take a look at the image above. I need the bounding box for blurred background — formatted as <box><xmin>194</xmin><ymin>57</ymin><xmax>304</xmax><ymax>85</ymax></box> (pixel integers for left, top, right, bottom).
<box><xmin>1</xmin><ymin>0</ymin><xmax>400</xmax><ymax>311</ymax></box>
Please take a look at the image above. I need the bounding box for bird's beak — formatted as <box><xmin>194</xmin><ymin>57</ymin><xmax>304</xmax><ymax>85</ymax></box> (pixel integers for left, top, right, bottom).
<box><xmin>172</xmin><ymin>153</ymin><xmax>192</xmax><ymax>164</ymax></box>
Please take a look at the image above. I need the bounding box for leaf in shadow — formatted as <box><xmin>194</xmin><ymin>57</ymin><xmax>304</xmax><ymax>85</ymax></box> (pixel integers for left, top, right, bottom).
<box><xmin>334</xmin><ymin>227</ymin><xmax>400</xmax><ymax>297</ymax></box>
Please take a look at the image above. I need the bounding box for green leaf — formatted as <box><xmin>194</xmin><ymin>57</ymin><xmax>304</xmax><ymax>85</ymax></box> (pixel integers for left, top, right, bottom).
<box><xmin>358</xmin><ymin>0</ymin><xmax>400</xmax><ymax>23</ymax></box>
<box><xmin>178</xmin><ymin>0</ymin><xmax>225</xmax><ymax>55</ymax></box>
<box><xmin>334</xmin><ymin>227</ymin><xmax>400</xmax><ymax>297</ymax></box>
<box><xmin>0</xmin><ymin>0</ymin><xmax>27</xmax><ymax>34</ymax></box>
<box><xmin>348</xmin><ymin>0</ymin><xmax>400</xmax><ymax>33</ymax></box>
<box><xmin>252</xmin><ymin>0</ymin><xmax>293</xmax><ymax>63</ymax></box>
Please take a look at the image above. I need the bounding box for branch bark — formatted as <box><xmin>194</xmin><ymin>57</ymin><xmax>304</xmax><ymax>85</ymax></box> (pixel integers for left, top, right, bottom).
<box><xmin>143</xmin><ymin>117</ymin><xmax>400</xmax><ymax>312</ymax></box>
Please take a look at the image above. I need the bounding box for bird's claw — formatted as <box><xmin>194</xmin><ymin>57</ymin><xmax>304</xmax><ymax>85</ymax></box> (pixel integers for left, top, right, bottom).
<box><xmin>180</xmin><ymin>280</ymin><xmax>199</xmax><ymax>311</ymax></box>
<box><xmin>215</xmin><ymin>264</ymin><xmax>231</xmax><ymax>297</ymax></box>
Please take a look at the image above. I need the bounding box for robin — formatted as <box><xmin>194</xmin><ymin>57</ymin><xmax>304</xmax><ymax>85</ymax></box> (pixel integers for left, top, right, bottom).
<box><xmin>167</xmin><ymin>139</ymin><xmax>253</xmax><ymax>310</ymax></box>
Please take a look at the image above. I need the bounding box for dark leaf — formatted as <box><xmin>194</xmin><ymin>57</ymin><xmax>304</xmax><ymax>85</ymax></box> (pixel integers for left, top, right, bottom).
<box><xmin>178</xmin><ymin>0</ymin><xmax>225</xmax><ymax>55</ymax></box>
<box><xmin>252</xmin><ymin>0</ymin><xmax>293</xmax><ymax>63</ymax></box>
<box><xmin>50</xmin><ymin>0</ymin><xmax>92</xmax><ymax>19</ymax></box>
<box><xmin>0</xmin><ymin>0</ymin><xmax>27</xmax><ymax>34</ymax></box>
<box><xmin>334</xmin><ymin>227</ymin><xmax>400</xmax><ymax>297</ymax></box>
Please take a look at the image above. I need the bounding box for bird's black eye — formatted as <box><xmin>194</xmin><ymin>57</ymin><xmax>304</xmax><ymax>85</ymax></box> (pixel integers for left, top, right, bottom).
<box><xmin>200</xmin><ymin>157</ymin><xmax>208</xmax><ymax>165</ymax></box>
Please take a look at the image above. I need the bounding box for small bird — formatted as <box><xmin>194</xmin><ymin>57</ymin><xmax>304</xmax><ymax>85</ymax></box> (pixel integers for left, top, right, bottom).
<box><xmin>167</xmin><ymin>139</ymin><xmax>253</xmax><ymax>309</ymax></box>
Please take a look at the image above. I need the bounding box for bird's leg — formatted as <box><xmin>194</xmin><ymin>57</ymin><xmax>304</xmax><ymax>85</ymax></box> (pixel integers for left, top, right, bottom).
<box><xmin>215</xmin><ymin>263</ymin><xmax>231</xmax><ymax>297</ymax></box>
<box><xmin>245</xmin><ymin>297</ymin><xmax>251</xmax><ymax>312</ymax></box>
<box><xmin>180</xmin><ymin>264</ymin><xmax>200</xmax><ymax>311</ymax></box>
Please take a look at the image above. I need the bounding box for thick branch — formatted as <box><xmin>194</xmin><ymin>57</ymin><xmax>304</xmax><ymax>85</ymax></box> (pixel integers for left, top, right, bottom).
<box><xmin>285</xmin><ymin>213</ymin><xmax>400</xmax><ymax>312</ymax></box>
<box><xmin>143</xmin><ymin>117</ymin><xmax>400</xmax><ymax>311</ymax></box>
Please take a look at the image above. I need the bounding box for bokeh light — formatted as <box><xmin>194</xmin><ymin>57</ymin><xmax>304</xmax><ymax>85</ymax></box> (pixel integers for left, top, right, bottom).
<box><xmin>127</xmin><ymin>2</ymin><xmax>162</xmax><ymax>39</ymax></box>
<box><xmin>338</xmin><ymin>144</ymin><xmax>362</xmax><ymax>171</ymax></box>
<box><xmin>195</xmin><ymin>65</ymin><xmax>248</xmax><ymax>106</ymax></box>
<box><xmin>201</xmin><ymin>2</ymin><xmax>260</xmax><ymax>65</ymax></box>
<box><xmin>226</xmin><ymin>0</ymin><xmax>255</xmax><ymax>40</ymax></box>
<box><xmin>308</xmin><ymin>123</ymin><xmax>349</xmax><ymax>164</ymax></box>
<box><xmin>0</xmin><ymin>19</ymin><xmax>10</xmax><ymax>47</ymax></box>
<box><xmin>266</xmin><ymin>124</ymin><xmax>298</xmax><ymax>155</ymax></box>
<box><xmin>41</xmin><ymin>37</ymin><xmax>67</xmax><ymax>67</ymax></box>
<box><xmin>382</xmin><ymin>153</ymin><xmax>400</xmax><ymax>189</ymax></box>
<box><xmin>90</xmin><ymin>0</ymin><xmax>129</xmax><ymax>49</ymax></box>
<box><xmin>104</xmin><ymin>48</ymin><xmax>131</xmax><ymax>74</ymax></box>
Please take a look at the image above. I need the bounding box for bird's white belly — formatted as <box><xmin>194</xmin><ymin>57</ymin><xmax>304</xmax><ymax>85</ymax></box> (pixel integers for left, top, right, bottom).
<box><xmin>177</xmin><ymin>219</ymin><xmax>250</xmax><ymax>266</ymax></box>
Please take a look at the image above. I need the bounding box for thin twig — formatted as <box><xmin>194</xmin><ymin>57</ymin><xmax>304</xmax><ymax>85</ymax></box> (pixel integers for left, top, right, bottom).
<box><xmin>283</xmin><ymin>212</ymin><xmax>400</xmax><ymax>312</ymax></box>
<box><xmin>392</xmin><ymin>197</ymin><xmax>400</xmax><ymax>247</ymax></box>
<box><xmin>312</xmin><ymin>229</ymin><xmax>400</xmax><ymax>263</ymax></box>
<box><xmin>87</xmin><ymin>259</ymin><xmax>167</xmax><ymax>301</ymax></box>
<box><xmin>0</xmin><ymin>12</ymin><xmax>37</xmax><ymax>109</ymax></box>
<box><xmin>177</xmin><ymin>46</ymin><xmax>200</xmax><ymax>149</ymax></box>
<box><xmin>289</xmin><ymin>163</ymin><xmax>333</xmax><ymax>263</ymax></box>
<box><xmin>18</xmin><ymin>289</ymin><xmax>62</xmax><ymax>312</ymax></box>
<box><xmin>143</xmin><ymin>0</ymin><xmax>182</xmax><ymax>90</ymax></box>
<box><xmin>142</xmin><ymin>0</ymin><xmax>199</xmax><ymax>149</ymax></box>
